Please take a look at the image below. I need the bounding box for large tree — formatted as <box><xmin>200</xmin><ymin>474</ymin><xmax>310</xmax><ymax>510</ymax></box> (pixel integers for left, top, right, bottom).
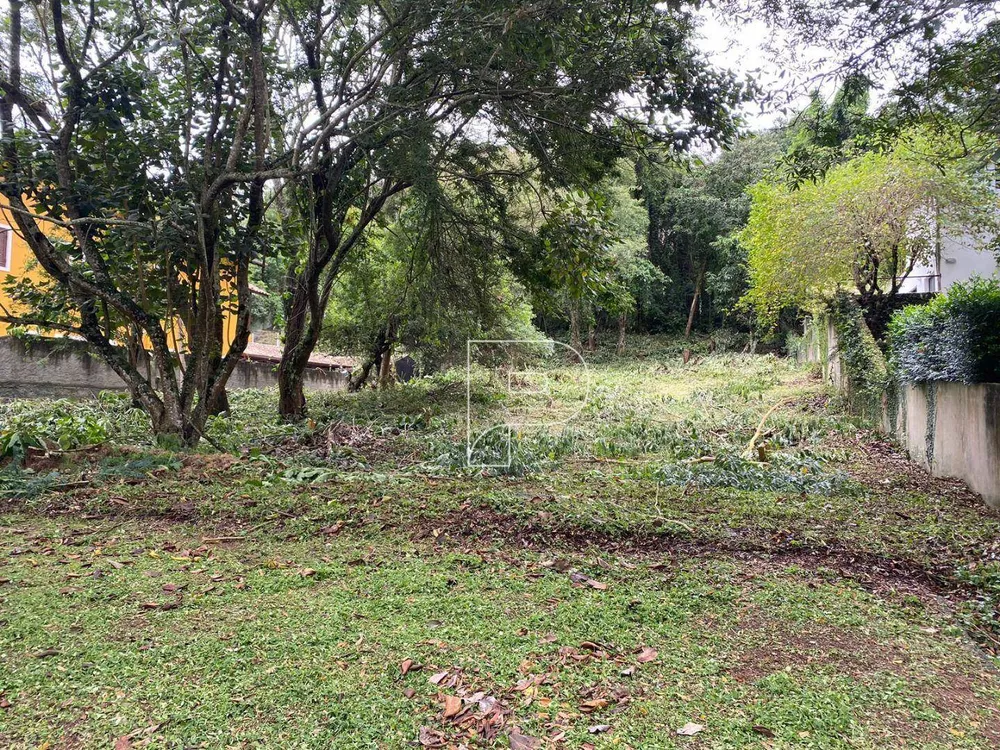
<box><xmin>741</xmin><ymin>132</ymin><xmax>1000</xmax><ymax>336</ymax></box>
<box><xmin>0</xmin><ymin>0</ymin><xmax>278</xmax><ymax>445</ymax></box>
<box><xmin>0</xmin><ymin>0</ymin><xmax>747</xmax><ymax>438</ymax></box>
<box><xmin>269</xmin><ymin>0</ymin><xmax>748</xmax><ymax>418</ymax></box>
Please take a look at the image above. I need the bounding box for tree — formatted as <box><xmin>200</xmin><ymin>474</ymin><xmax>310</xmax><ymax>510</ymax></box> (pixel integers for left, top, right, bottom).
<box><xmin>270</xmin><ymin>0</ymin><xmax>749</xmax><ymax>418</ymax></box>
<box><xmin>321</xmin><ymin>181</ymin><xmax>539</xmax><ymax>388</ymax></box>
<box><xmin>636</xmin><ymin>130</ymin><xmax>785</xmax><ymax>335</ymax></box>
<box><xmin>0</xmin><ymin>0</ymin><xmax>279</xmax><ymax>445</ymax></box>
<box><xmin>741</xmin><ymin>132</ymin><xmax>1000</xmax><ymax>336</ymax></box>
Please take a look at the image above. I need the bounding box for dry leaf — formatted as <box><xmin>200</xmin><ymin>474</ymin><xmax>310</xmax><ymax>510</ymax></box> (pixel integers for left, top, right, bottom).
<box><xmin>752</xmin><ymin>725</ymin><xmax>775</xmax><ymax>738</ymax></box>
<box><xmin>579</xmin><ymin>698</ymin><xmax>609</xmax><ymax>713</ymax></box>
<box><xmin>429</xmin><ymin>671</ymin><xmax>449</xmax><ymax>685</ymax></box>
<box><xmin>418</xmin><ymin>726</ymin><xmax>446</xmax><ymax>747</ymax></box>
<box><xmin>677</xmin><ymin>722</ymin><xmax>704</xmax><ymax>736</ymax></box>
<box><xmin>509</xmin><ymin>732</ymin><xmax>542</xmax><ymax>750</ymax></box>
<box><xmin>403</xmin><ymin>688</ymin><xmax>416</xmax><ymax>699</ymax></box>
<box><xmin>113</xmin><ymin>736</ymin><xmax>132</xmax><ymax>750</ymax></box>
<box><xmin>442</xmin><ymin>694</ymin><xmax>462</xmax><ymax>719</ymax></box>
<box><xmin>588</xmin><ymin>724</ymin><xmax>611</xmax><ymax>734</ymax></box>
<box><xmin>569</xmin><ymin>572</ymin><xmax>607</xmax><ymax>590</ymax></box>
<box><xmin>637</xmin><ymin>646</ymin><xmax>658</xmax><ymax>663</ymax></box>
<box><xmin>298</xmin><ymin>568</ymin><xmax>317</xmax><ymax>578</ymax></box>
<box><xmin>400</xmin><ymin>658</ymin><xmax>415</xmax><ymax>675</ymax></box>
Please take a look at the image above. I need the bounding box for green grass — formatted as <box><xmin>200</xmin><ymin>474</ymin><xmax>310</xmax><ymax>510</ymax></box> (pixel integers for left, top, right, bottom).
<box><xmin>1</xmin><ymin>335</ymin><xmax>999</xmax><ymax>748</ymax></box>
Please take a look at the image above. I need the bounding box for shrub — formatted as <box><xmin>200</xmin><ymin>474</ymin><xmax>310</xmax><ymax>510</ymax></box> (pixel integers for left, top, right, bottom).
<box><xmin>889</xmin><ymin>276</ymin><xmax>1000</xmax><ymax>384</ymax></box>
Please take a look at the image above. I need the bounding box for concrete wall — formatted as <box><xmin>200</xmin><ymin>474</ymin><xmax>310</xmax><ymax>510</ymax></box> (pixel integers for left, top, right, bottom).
<box><xmin>802</xmin><ymin>318</ymin><xmax>1000</xmax><ymax>508</ymax></box>
<box><xmin>0</xmin><ymin>336</ymin><xmax>136</xmax><ymax>398</ymax></box>
<box><xmin>890</xmin><ymin>382</ymin><xmax>1000</xmax><ymax>508</ymax></box>
<box><xmin>0</xmin><ymin>336</ymin><xmax>348</xmax><ymax>399</ymax></box>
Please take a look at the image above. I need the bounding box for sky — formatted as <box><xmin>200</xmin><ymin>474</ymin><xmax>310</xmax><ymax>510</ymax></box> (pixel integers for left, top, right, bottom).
<box><xmin>694</xmin><ymin>8</ymin><xmax>878</xmax><ymax>132</ymax></box>
<box><xmin>698</xmin><ymin>8</ymin><xmax>836</xmax><ymax>130</ymax></box>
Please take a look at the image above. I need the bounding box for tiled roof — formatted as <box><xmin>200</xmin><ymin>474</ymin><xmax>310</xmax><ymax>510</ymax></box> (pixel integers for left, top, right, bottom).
<box><xmin>243</xmin><ymin>342</ymin><xmax>356</xmax><ymax>369</ymax></box>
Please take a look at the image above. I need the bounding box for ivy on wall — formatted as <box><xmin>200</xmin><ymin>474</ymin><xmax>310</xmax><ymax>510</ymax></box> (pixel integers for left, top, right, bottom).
<box><xmin>829</xmin><ymin>292</ymin><xmax>891</xmax><ymax>421</ymax></box>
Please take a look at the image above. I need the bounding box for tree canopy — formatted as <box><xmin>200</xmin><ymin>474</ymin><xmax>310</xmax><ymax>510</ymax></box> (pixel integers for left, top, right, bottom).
<box><xmin>741</xmin><ymin>132</ymin><xmax>1000</xmax><ymax>334</ymax></box>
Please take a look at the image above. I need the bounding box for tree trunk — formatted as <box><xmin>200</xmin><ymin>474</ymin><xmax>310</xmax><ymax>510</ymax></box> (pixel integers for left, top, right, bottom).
<box><xmin>278</xmin><ymin>351</ymin><xmax>309</xmax><ymax>418</ymax></box>
<box><xmin>378</xmin><ymin>345</ymin><xmax>394</xmax><ymax>389</ymax></box>
<box><xmin>569</xmin><ymin>303</ymin><xmax>582</xmax><ymax>355</ymax></box>
<box><xmin>587</xmin><ymin>325</ymin><xmax>597</xmax><ymax>352</ymax></box>
<box><xmin>616</xmin><ymin>312</ymin><xmax>627</xmax><ymax>355</ymax></box>
<box><xmin>349</xmin><ymin>358</ymin><xmax>376</xmax><ymax>392</ymax></box>
<box><xmin>685</xmin><ymin>265</ymin><xmax>706</xmax><ymax>339</ymax></box>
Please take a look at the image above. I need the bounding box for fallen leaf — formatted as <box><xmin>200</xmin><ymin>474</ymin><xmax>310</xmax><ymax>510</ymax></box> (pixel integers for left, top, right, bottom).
<box><xmin>509</xmin><ymin>732</ymin><xmax>542</xmax><ymax>750</ymax></box>
<box><xmin>579</xmin><ymin>698</ymin><xmax>609</xmax><ymax>713</ymax></box>
<box><xmin>677</xmin><ymin>722</ymin><xmax>704</xmax><ymax>736</ymax></box>
<box><xmin>569</xmin><ymin>572</ymin><xmax>608</xmax><ymax>590</ymax></box>
<box><xmin>401</xmin><ymin>658</ymin><xmax>415</xmax><ymax>675</ymax></box>
<box><xmin>403</xmin><ymin>688</ymin><xmax>416</xmax><ymax>699</ymax></box>
<box><xmin>429</xmin><ymin>671</ymin><xmax>449</xmax><ymax>685</ymax></box>
<box><xmin>620</xmin><ymin>666</ymin><xmax>636</xmax><ymax>677</ymax></box>
<box><xmin>588</xmin><ymin>724</ymin><xmax>612</xmax><ymax>734</ymax></box>
<box><xmin>637</xmin><ymin>646</ymin><xmax>658</xmax><ymax>663</ymax></box>
<box><xmin>418</xmin><ymin>726</ymin><xmax>446</xmax><ymax>747</ymax></box>
<box><xmin>113</xmin><ymin>736</ymin><xmax>132</xmax><ymax>750</ymax></box>
<box><xmin>442</xmin><ymin>694</ymin><xmax>462</xmax><ymax>719</ymax></box>
<box><xmin>0</xmin><ymin>696</ymin><xmax>11</xmax><ymax>709</ymax></box>
<box><xmin>752</xmin><ymin>725</ymin><xmax>775</xmax><ymax>738</ymax></box>
<box><xmin>298</xmin><ymin>568</ymin><xmax>317</xmax><ymax>578</ymax></box>
<box><xmin>31</xmin><ymin>648</ymin><xmax>60</xmax><ymax>659</ymax></box>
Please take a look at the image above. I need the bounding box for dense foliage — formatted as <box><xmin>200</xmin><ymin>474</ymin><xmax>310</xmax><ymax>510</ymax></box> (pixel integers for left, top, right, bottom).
<box><xmin>889</xmin><ymin>277</ymin><xmax>1000</xmax><ymax>384</ymax></box>
<box><xmin>827</xmin><ymin>293</ymin><xmax>890</xmax><ymax>421</ymax></box>
<box><xmin>0</xmin><ymin>0</ymin><xmax>749</xmax><ymax>436</ymax></box>
<box><xmin>741</xmin><ymin>133</ymin><xmax>999</xmax><ymax>335</ymax></box>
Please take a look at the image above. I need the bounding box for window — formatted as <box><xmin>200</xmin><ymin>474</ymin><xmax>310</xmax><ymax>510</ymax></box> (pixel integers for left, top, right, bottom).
<box><xmin>0</xmin><ymin>225</ymin><xmax>10</xmax><ymax>271</ymax></box>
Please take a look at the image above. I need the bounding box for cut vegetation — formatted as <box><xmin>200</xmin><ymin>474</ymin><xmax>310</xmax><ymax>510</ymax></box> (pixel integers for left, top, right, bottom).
<box><xmin>2</xmin><ymin>338</ymin><xmax>1000</xmax><ymax>748</ymax></box>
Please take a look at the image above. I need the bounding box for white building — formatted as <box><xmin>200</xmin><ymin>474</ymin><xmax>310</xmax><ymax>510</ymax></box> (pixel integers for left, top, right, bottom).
<box><xmin>899</xmin><ymin>231</ymin><xmax>999</xmax><ymax>294</ymax></box>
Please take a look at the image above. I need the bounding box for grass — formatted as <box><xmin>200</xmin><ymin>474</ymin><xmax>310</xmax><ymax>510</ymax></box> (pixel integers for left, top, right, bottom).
<box><xmin>1</xmin><ymin>334</ymin><xmax>999</xmax><ymax>748</ymax></box>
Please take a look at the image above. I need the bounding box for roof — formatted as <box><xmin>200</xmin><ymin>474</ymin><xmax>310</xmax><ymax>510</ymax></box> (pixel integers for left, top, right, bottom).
<box><xmin>242</xmin><ymin>342</ymin><xmax>356</xmax><ymax>370</ymax></box>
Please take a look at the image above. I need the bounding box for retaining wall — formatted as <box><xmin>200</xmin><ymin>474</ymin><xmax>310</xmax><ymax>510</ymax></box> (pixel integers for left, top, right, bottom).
<box><xmin>801</xmin><ymin>318</ymin><xmax>1000</xmax><ymax>508</ymax></box>
<box><xmin>888</xmin><ymin>382</ymin><xmax>1000</xmax><ymax>508</ymax></box>
<box><xmin>0</xmin><ymin>336</ymin><xmax>348</xmax><ymax>399</ymax></box>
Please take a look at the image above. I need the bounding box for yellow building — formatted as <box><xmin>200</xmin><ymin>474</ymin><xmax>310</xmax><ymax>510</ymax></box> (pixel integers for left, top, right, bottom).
<box><xmin>0</xmin><ymin>200</ymin><xmax>46</xmax><ymax>337</ymax></box>
<box><xmin>0</xmin><ymin>197</ymin><xmax>245</xmax><ymax>350</ymax></box>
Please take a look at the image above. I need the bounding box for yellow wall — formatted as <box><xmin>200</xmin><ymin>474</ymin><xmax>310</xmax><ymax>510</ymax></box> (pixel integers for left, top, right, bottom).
<box><xmin>0</xmin><ymin>199</ymin><xmax>49</xmax><ymax>337</ymax></box>
<box><xmin>0</xmin><ymin>195</ymin><xmax>247</xmax><ymax>350</ymax></box>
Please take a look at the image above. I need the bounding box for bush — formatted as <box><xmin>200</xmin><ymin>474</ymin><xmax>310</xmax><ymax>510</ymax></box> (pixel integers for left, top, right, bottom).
<box><xmin>889</xmin><ymin>276</ymin><xmax>1000</xmax><ymax>384</ymax></box>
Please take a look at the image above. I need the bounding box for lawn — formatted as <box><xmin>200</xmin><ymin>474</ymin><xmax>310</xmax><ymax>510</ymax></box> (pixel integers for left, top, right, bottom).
<box><xmin>2</xmin><ymin>337</ymin><xmax>1000</xmax><ymax>749</ymax></box>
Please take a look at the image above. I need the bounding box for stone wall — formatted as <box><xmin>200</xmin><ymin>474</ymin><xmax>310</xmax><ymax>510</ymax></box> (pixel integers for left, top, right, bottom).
<box><xmin>0</xmin><ymin>336</ymin><xmax>348</xmax><ymax>399</ymax></box>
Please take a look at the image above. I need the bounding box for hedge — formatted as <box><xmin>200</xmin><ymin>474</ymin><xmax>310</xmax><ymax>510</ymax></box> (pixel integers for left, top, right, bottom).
<box><xmin>889</xmin><ymin>276</ymin><xmax>1000</xmax><ymax>384</ymax></box>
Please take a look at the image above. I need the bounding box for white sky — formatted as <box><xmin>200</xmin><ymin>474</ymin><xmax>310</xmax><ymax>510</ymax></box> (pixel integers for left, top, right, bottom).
<box><xmin>695</xmin><ymin>8</ymin><xmax>880</xmax><ymax>132</ymax></box>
